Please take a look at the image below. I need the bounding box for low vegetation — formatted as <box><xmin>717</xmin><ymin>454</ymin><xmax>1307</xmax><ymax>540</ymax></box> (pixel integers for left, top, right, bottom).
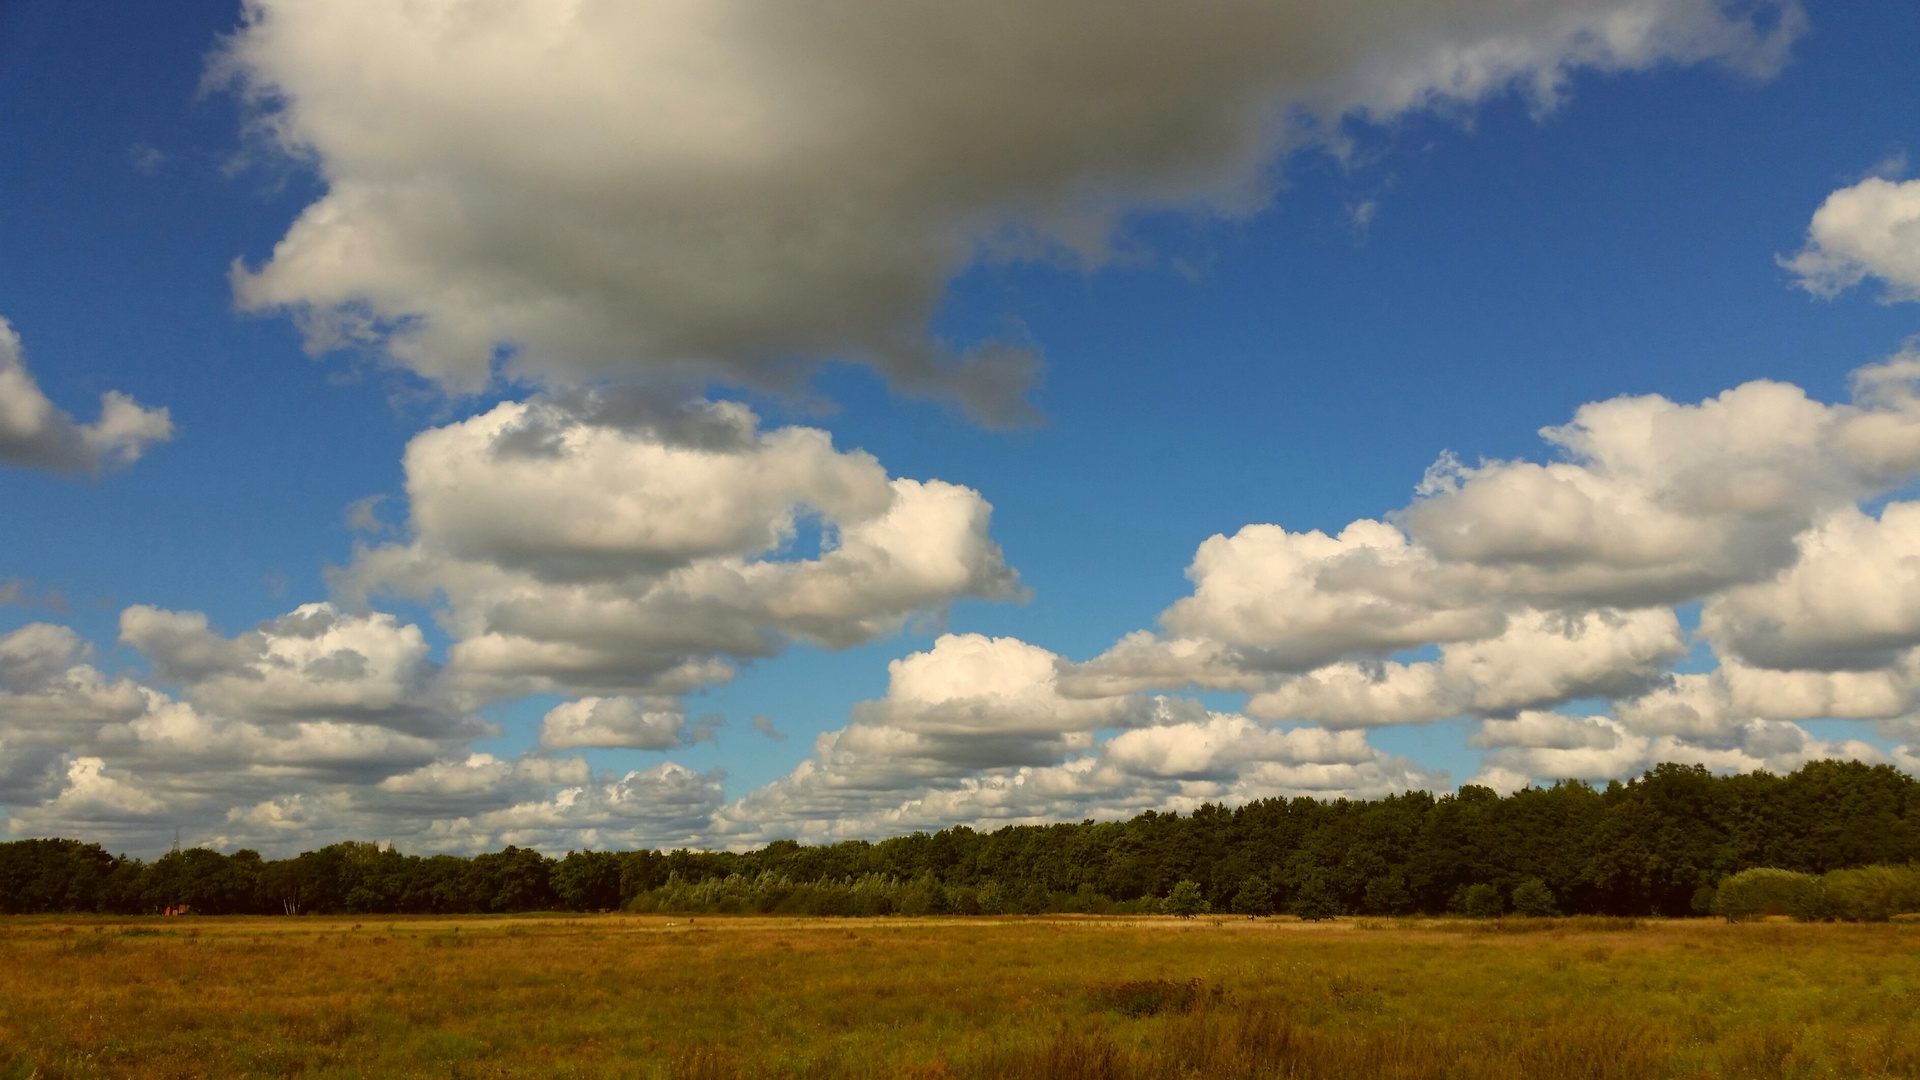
<box><xmin>3</xmin><ymin>913</ymin><xmax>1918</xmax><ymax>1079</ymax></box>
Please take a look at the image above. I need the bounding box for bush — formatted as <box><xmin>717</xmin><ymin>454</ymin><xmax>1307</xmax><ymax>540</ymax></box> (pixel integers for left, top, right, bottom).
<box><xmin>1711</xmin><ymin>868</ymin><xmax>1820</xmax><ymax>920</ymax></box>
<box><xmin>1510</xmin><ymin>878</ymin><xmax>1559</xmax><ymax>917</ymax></box>
<box><xmin>1817</xmin><ymin>864</ymin><xmax>1920</xmax><ymax>922</ymax></box>
<box><xmin>1166</xmin><ymin>880</ymin><xmax>1210</xmax><ymax>918</ymax></box>
<box><xmin>1453</xmin><ymin>883</ymin><xmax>1503</xmax><ymax>918</ymax></box>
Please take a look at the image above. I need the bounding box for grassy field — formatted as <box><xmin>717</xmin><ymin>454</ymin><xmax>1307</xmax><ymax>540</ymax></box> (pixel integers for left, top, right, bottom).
<box><xmin>5</xmin><ymin>913</ymin><xmax>1918</xmax><ymax>1079</ymax></box>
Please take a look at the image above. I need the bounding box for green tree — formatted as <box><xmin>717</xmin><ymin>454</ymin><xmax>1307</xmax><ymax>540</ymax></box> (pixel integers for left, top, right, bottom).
<box><xmin>1166</xmin><ymin>879</ymin><xmax>1210</xmax><ymax>917</ymax></box>
<box><xmin>1229</xmin><ymin>874</ymin><xmax>1274</xmax><ymax>915</ymax></box>
<box><xmin>1290</xmin><ymin>875</ymin><xmax>1339</xmax><ymax>921</ymax></box>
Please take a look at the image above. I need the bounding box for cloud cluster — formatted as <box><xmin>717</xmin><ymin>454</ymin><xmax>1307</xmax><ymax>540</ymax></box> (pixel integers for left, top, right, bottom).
<box><xmin>335</xmin><ymin>395</ymin><xmax>1022</xmax><ymax>705</ymax></box>
<box><xmin>2</xmin><ymin>390</ymin><xmax>1036</xmax><ymax>851</ymax></box>
<box><xmin>1042</xmin><ymin>354</ymin><xmax>1920</xmax><ymax>789</ymax></box>
<box><xmin>0</xmin><ymin>317</ymin><xmax>172</xmax><ymax>474</ymax></box>
<box><xmin>0</xmin><ymin>595</ymin><xmax>738</xmax><ymax>854</ymax></box>
<box><xmin>1468</xmin><ymin>709</ymin><xmax>1886</xmax><ymax>794</ymax></box>
<box><xmin>217</xmin><ymin>0</ymin><xmax>1799</xmax><ymax>418</ymax></box>
<box><xmin>14</xmin><ymin>354</ymin><xmax>1920</xmax><ymax>851</ymax></box>
<box><xmin>0</xmin><ymin>606</ymin><xmax>503</xmax><ymax>851</ymax></box>
<box><xmin>12</xmin><ymin>349</ymin><xmax>1920</xmax><ymax>852</ymax></box>
<box><xmin>710</xmin><ymin>634</ymin><xmax>1438</xmax><ymax>844</ymax></box>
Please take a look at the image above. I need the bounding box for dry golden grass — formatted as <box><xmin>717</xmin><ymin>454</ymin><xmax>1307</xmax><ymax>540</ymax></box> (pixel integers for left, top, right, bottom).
<box><xmin>4</xmin><ymin>913</ymin><xmax>1918</xmax><ymax>1079</ymax></box>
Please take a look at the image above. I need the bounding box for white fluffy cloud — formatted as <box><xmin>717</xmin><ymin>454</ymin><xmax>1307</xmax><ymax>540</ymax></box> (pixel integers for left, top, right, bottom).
<box><xmin>216</xmin><ymin>0</ymin><xmax>1798</xmax><ymax>419</ymax></box>
<box><xmin>1615</xmin><ymin>657</ymin><xmax>1920</xmax><ymax>739</ymax></box>
<box><xmin>1465</xmin><ymin>709</ymin><xmax>1886</xmax><ymax>792</ymax></box>
<box><xmin>1040</xmin><ymin>355</ymin><xmax>1920</xmax><ymax>792</ymax></box>
<box><xmin>539</xmin><ymin>697</ymin><xmax>690</xmax><ymax>751</ymax></box>
<box><xmin>1784</xmin><ymin>177</ymin><xmax>1920</xmax><ymax>302</ymax></box>
<box><xmin>1242</xmin><ymin>606</ymin><xmax>1686</xmax><ymax>726</ymax></box>
<box><xmin>1702</xmin><ymin>501</ymin><xmax>1920</xmax><ymax>671</ymax></box>
<box><xmin>120</xmin><ymin>603</ymin><xmax>452</xmax><ymax>729</ymax></box>
<box><xmin>1121</xmin><ymin>370</ymin><xmax>1920</xmax><ymax>688</ymax></box>
<box><xmin>1079</xmin><ymin>358</ymin><xmax>1920</xmax><ymax>715</ymax></box>
<box><xmin>336</xmin><ymin>395</ymin><xmax>1022</xmax><ymax>699</ymax></box>
<box><xmin>0</xmin><ymin>317</ymin><xmax>172</xmax><ymax>474</ymax></box>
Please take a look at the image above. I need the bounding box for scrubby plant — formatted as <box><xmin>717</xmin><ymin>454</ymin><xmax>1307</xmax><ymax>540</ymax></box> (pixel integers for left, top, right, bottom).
<box><xmin>1454</xmin><ymin>883</ymin><xmax>1503</xmax><ymax>918</ymax></box>
<box><xmin>1816</xmin><ymin>864</ymin><xmax>1920</xmax><ymax>922</ymax></box>
<box><xmin>1710</xmin><ymin>868</ymin><xmax>1820</xmax><ymax>921</ymax></box>
<box><xmin>1086</xmin><ymin>978</ymin><xmax>1215</xmax><ymax>1017</ymax></box>
<box><xmin>1511</xmin><ymin>878</ymin><xmax>1559</xmax><ymax>917</ymax></box>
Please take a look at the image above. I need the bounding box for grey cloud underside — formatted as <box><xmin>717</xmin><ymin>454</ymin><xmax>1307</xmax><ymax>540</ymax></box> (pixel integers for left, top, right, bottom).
<box><xmin>332</xmin><ymin>394</ymin><xmax>1023</xmax><ymax>701</ymax></box>
<box><xmin>0</xmin><ymin>318</ymin><xmax>172</xmax><ymax>475</ymax></box>
<box><xmin>220</xmin><ymin>0</ymin><xmax>1799</xmax><ymax>421</ymax></box>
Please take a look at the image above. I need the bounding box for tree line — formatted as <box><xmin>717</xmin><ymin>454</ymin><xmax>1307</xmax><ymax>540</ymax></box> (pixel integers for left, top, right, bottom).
<box><xmin>3</xmin><ymin>760</ymin><xmax>1916</xmax><ymax>918</ymax></box>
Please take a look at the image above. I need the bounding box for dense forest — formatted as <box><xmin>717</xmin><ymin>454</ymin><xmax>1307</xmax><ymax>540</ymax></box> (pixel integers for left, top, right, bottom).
<box><xmin>4</xmin><ymin>761</ymin><xmax>1917</xmax><ymax>919</ymax></box>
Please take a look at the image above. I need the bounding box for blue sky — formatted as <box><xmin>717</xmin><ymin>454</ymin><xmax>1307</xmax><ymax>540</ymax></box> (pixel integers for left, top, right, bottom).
<box><xmin>3</xmin><ymin>1</ymin><xmax>1919</xmax><ymax>854</ymax></box>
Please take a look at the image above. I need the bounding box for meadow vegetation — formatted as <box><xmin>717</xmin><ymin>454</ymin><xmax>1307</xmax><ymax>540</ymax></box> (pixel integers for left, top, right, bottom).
<box><xmin>4</xmin><ymin>913</ymin><xmax>1919</xmax><ymax>1079</ymax></box>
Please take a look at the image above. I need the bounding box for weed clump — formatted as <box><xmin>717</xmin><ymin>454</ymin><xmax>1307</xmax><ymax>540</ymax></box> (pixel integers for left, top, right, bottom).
<box><xmin>1455</xmin><ymin>915</ymin><xmax>1644</xmax><ymax>934</ymax></box>
<box><xmin>1085</xmin><ymin>978</ymin><xmax>1219</xmax><ymax>1017</ymax></box>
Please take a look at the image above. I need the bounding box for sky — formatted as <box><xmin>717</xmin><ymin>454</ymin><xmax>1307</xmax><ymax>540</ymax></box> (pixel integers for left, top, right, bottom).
<box><xmin>2</xmin><ymin>0</ymin><xmax>1919</xmax><ymax>857</ymax></box>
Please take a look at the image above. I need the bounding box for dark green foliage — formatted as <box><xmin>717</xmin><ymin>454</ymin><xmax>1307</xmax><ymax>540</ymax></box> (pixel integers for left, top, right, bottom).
<box><xmin>1229</xmin><ymin>874</ymin><xmax>1274</xmax><ymax>915</ymax></box>
<box><xmin>552</xmin><ymin>850</ymin><xmax>623</xmax><ymax>911</ymax></box>
<box><xmin>1290</xmin><ymin>875</ymin><xmax>1339</xmax><ymax>921</ymax></box>
<box><xmin>1362</xmin><ymin>872</ymin><xmax>1413</xmax><ymax>915</ymax></box>
<box><xmin>0</xmin><ymin>839</ymin><xmax>131</xmax><ymax>914</ymax></box>
<box><xmin>4</xmin><ymin>759</ymin><xmax>1919</xmax><ymax>917</ymax></box>
<box><xmin>144</xmin><ymin>847</ymin><xmax>263</xmax><ymax>914</ymax></box>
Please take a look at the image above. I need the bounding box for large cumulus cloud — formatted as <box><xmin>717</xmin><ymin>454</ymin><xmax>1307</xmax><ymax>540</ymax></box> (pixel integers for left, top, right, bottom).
<box><xmin>217</xmin><ymin>0</ymin><xmax>1800</xmax><ymax>419</ymax></box>
<box><xmin>334</xmin><ymin>395</ymin><xmax>1023</xmax><ymax>702</ymax></box>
